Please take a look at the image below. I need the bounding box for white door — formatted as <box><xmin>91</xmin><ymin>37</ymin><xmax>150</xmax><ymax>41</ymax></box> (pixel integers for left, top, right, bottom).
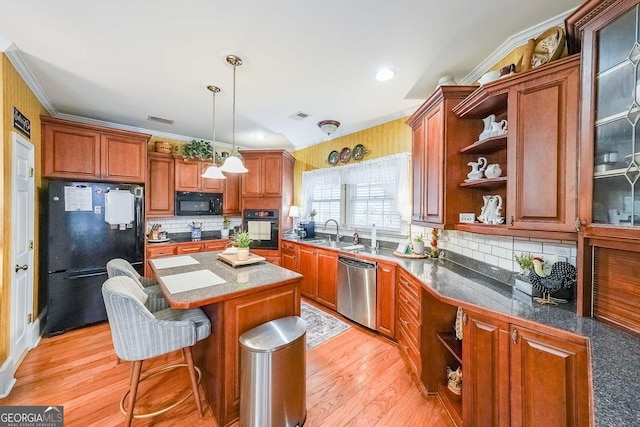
<box><xmin>11</xmin><ymin>132</ymin><xmax>34</xmax><ymax>366</ymax></box>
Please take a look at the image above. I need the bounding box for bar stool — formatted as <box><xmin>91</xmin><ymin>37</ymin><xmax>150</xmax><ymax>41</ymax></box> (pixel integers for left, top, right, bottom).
<box><xmin>106</xmin><ymin>258</ymin><xmax>169</xmax><ymax>312</ymax></box>
<box><xmin>102</xmin><ymin>276</ymin><xmax>211</xmax><ymax>426</ymax></box>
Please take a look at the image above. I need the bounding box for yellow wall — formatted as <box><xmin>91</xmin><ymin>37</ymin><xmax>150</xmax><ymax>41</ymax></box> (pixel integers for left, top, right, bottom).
<box><xmin>290</xmin><ymin>117</ymin><xmax>412</xmax><ymax>205</ymax></box>
<box><xmin>1</xmin><ymin>53</ymin><xmax>48</xmax><ymax>364</ymax></box>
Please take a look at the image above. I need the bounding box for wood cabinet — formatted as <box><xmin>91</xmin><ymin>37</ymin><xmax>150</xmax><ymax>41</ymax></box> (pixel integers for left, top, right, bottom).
<box><xmin>316</xmin><ymin>249</ymin><xmax>338</xmax><ymax>310</ymax></box>
<box><xmin>462</xmin><ymin>311</ymin><xmax>510</xmax><ymax>427</ymax></box>
<box><xmin>397</xmin><ymin>270</ymin><xmax>422</xmax><ymax>379</ymax></box>
<box><xmin>281</xmin><ymin>241</ymin><xmax>297</xmax><ymax>271</ymax></box>
<box><xmin>144</xmin><ymin>239</ymin><xmax>228</xmax><ymax>276</ymax></box>
<box><xmin>452</xmin><ymin>56</ymin><xmax>580</xmax><ymax>239</ymax></box>
<box><xmin>294</xmin><ymin>243</ymin><xmax>337</xmax><ymax>310</ymax></box>
<box><xmin>42</xmin><ymin>116</ymin><xmax>149</xmax><ymax>183</ymax></box>
<box><xmin>566</xmin><ymin>0</ymin><xmax>640</xmax><ymax>333</ymax></box>
<box><xmin>146</xmin><ymin>153</ymin><xmax>175</xmax><ymax>217</ymax></box>
<box><xmin>510</xmin><ymin>324</ymin><xmax>590</xmax><ymax>427</ymax></box>
<box><xmin>223</xmin><ymin>173</ymin><xmax>241</xmax><ymax>215</ymax></box>
<box><xmin>175</xmin><ymin>158</ymin><xmax>225</xmax><ymax>192</ymax></box>
<box><xmin>457</xmin><ymin>308</ymin><xmax>590</xmax><ymax>427</ymax></box>
<box><xmin>406</xmin><ymin>87</ymin><xmax>480</xmax><ymax>228</ymax></box>
<box><xmin>376</xmin><ymin>261</ymin><xmax>396</xmax><ymax>339</ymax></box>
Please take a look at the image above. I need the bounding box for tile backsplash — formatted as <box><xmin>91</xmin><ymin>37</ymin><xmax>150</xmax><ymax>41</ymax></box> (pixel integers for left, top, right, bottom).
<box><xmin>411</xmin><ymin>225</ymin><xmax>577</xmax><ymax>272</ymax></box>
<box><xmin>146</xmin><ymin>216</ymin><xmax>242</xmax><ymax>234</ymax></box>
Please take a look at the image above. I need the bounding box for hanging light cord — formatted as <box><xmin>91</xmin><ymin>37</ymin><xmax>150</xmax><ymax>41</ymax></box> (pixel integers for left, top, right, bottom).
<box><xmin>232</xmin><ymin>60</ymin><xmax>237</xmax><ymax>154</ymax></box>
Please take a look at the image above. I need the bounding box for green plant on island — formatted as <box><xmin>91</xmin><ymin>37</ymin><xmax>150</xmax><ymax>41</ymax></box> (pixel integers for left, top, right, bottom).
<box><xmin>413</xmin><ymin>233</ymin><xmax>424</xmax><ymax>243</ymax></box>
<box><xmin>182</xmin><ymin>139</ymin><xmax>214</xmax><ymax>161</ymax></box>
<box><xmin>234</xmin><ymin>231</ymin><xmax>252</xmax><ymax>248</ymax></box>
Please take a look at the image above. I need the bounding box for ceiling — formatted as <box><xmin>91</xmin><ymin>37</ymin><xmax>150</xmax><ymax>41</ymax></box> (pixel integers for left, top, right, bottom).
<box><xmin>0</xmin><ymin>0</ymin><xmax>582</xmax><ymax>151</ymax></box>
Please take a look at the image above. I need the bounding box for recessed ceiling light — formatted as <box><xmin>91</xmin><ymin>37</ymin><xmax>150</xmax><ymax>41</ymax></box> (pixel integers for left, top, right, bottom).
<box><xmin>375</xmin><ymin>68</ymin><xmax>395</xmax><ymax>81</ymax></box>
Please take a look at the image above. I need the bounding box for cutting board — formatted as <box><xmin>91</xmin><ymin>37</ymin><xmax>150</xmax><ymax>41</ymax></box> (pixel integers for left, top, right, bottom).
<box><xmin>217</xmin><ymin>252</ymin><xmax>266</xmax><ymax>267</ymax></box>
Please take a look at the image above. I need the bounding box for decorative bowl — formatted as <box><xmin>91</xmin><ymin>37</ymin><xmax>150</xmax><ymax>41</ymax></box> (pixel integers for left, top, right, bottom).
<box><xmin>155</xmin><ymin>141</ymin><xmax>172</xmax><ymax>154</ymax></box>
<box><xmin>478</xmin><ymin>70</ymin><xmax>500</xmax><ymax>85</ymax></box>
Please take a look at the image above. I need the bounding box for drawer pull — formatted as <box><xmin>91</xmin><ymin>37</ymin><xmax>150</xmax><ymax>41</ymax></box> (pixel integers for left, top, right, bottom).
<box><xmin>401</xmin><ymin>319</ymin><xmax>409</xmax><ymax>326</ymax></box>
<box><xmin>511</xmin><ymin>329</ymin><xmax>518</xmax><ymax>344</ymax></box>
<box><xmin>404</xmin><ymin>298</ymin><xmax>409</xmax><ymax>304</ymax></box>
<box><xmin>462</xmin><ymin>312</ymin><xmax>467</xmax><ymax>325</ymax></box>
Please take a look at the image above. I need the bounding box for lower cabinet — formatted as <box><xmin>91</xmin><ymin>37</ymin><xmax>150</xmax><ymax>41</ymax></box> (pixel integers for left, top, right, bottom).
<box><xmin>145</xmin><ymin>239</ymin><xmax>229</xmax><ymax>276</ymax></box>
<box><xmin>460</xmin><ymin>310</ymin><xmax>590</xmax><ymax>427</ymax></box>
<box><xmin>281</xmin><ymin>241</ymin><xmax>297</xmax><ymax>271</ymax></box>
<box><xmin>296</xmin><ymin>244</ymin><xmax>337</xmax><ymax>310</ymax></box>
<box><xmin>397</xmin><ymin>271</ymin><xmax>422</xmax><ymax>378</ymax></box>
<box><xmin>376</xmin><ymin>261</ymin><xmax>396</xmax><ymax>339</ymax></box>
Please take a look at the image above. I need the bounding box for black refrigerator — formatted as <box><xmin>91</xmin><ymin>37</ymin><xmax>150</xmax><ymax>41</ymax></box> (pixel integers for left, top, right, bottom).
<box><xmin>41</xmin><ymin>180</ymin><xmax>145</xmax><ymax>336</ymax></box>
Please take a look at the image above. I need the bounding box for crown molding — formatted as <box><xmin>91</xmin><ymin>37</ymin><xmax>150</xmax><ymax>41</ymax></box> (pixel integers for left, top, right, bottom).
<box><xmin>459</xmin><ymin>7</ymin><xmax>579</xmax><ymax>85</ymax></box>
<box><xmin>2</xmin><ymin>42</ymin><xmax>57</xmax><ymax>115</ymax></box>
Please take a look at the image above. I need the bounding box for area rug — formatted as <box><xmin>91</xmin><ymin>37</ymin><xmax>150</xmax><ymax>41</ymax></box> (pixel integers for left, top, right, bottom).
<box><xmin>301</xmin><ymin>301</ymin><xmax>351</xmax><ymax>350</ymax></box>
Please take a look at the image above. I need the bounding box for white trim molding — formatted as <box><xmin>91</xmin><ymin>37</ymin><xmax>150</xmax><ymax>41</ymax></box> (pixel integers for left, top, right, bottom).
<box><xmin>0</xmin><ymin>356</ymin><xmax>17</xmax><ymax>398</ymax></box>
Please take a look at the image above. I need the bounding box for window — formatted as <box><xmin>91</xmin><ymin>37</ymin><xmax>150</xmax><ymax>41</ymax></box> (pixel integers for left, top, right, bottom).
<box><xmin>302</xmin><ymin>153</ymin><xmax>410</xmax><ymax>232</ymax></box>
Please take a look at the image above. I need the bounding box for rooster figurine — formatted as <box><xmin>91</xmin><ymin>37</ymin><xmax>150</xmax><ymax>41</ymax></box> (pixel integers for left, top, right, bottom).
<box><xmin>529</xmin><ymin>257</ymin><xmax>577</xmax><ymax>305</ymax></box>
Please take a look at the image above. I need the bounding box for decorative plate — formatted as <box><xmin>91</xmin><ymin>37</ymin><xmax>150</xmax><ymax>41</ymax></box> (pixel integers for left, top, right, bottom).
<box><xmin>531</xmin><ymin>27</ymin><xmax>565</xmax><ymax>68</ymax></box>
<box><xmin>328</xmin><ymin>150</ymin><xmax>339</xmax><ymax>165</ymax></box>
<box><xmin>352</xmin><ymin>144</ymin><xmax>366</xmax><ymax>160</ymax></box>
<box><xmin>339</xmin><ymin>147</ymin><xmax>351</xmax><ymax>163</ymax></box>
<box><xmin>148</xmin><ymin>237</ymin><xmax>170</xmax><ymax>243</ymax></box>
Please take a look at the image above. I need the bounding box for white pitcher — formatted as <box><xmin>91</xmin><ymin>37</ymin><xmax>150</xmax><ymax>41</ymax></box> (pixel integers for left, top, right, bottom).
<box><xmin>467</xmin><ymin>157</ymin><xmax>487</xmax><ymax>180</ymax></box>
<box><xmin>479</xmin><ymin>114</ymin><xmax>496</xmax><ymax>140</ymax></box>
<box><xmin>490</xmin><ymin>119</ymin><xmax>508</xmax><ymax>136</ymax></box>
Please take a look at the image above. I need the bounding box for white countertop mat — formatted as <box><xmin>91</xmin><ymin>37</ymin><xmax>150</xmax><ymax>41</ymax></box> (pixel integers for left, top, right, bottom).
<box><xmin>150</xmin><ymin>255</ymin><xmax>200</xmax><ymax>269</ymax></box>
<box><xmin>161</xmin><ymin>269</ymin><xmax>226</xmax><ymax>294</ymax></box>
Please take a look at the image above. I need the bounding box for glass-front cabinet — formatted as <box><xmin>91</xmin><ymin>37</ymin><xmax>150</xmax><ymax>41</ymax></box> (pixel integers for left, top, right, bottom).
<box><xmin>568</xmin><ymin>0</ymin><xmax>640</xmax><ymax>333</ymax></box>
<box><xmin>592</xmin><ymin>5</ymin><xmax>640</xmax><ymax>227</ymax></box>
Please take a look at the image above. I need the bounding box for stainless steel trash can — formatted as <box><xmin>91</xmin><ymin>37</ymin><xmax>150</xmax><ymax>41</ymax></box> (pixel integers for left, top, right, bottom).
<box><xmin>239</xmin><ymin>316</ymin><xmax>307</xmax><ymax>427</ymax></box>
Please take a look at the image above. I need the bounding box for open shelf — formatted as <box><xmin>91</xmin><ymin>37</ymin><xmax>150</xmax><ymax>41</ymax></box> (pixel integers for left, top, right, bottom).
<box><xmin>436</xmin><ymin>331</ymin><xmax>462</xmax><ymax>364</ymax></box>
<box><xmin>459</xmin><ymin>136</ymin><xmax>507</xmax><ymax>154</ymax></box>
<box><xmin>459</xmin><ymin>177</ymin><xmax>507</xmax><ymax>189</ymax></box>
<box><xmin>438</xmin><ymin>383</ymin><xmax>463</xmax><ymax>427</ymax></box>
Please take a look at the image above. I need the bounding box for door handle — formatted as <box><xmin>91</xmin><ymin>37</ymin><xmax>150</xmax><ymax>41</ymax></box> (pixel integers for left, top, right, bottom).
<box><xmin>511</xmin><ymin>329</ymin><xmax>518</xmax><ymax>344</ymax></box>
<box><xmin>15</xmin><ymin>264</ymin><xmax>28</xmax><ymax>273</ymax></box>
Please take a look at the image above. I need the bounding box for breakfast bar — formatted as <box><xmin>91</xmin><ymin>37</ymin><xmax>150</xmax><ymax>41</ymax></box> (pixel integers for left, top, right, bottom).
<box><xmin>150</xmin><ymin>251</ymin><xmax>302</xmax><ymax>427</ymax></box>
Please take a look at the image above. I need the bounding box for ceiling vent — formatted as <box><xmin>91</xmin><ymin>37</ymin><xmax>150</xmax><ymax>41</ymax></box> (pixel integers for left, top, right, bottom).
<box><xmin>147</xmin><ymin>115</ymin><xmax>174</xmax><ymax>125</ymax></box>
<box><xmin>288</xmin><ymin>111</ymin><xmax>310</xmax><ymax>121</ymax></box>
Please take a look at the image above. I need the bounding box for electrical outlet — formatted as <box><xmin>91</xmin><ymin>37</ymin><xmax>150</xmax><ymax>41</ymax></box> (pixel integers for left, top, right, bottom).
<box><xmin>557</xmin><ymin>249</ymin><xmax>569</xmax><ymax>262</ymax></box>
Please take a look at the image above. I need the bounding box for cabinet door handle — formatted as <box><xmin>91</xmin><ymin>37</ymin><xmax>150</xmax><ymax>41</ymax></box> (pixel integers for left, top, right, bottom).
<box><xmin>508</xmin><ymin>216</ymin><xmax>514</xmax><ymax>226</ymax></box>
<box><xmin>15</xmin><ymin>264</ymin><xmax>28</xmax><ymax>273</ymax></box>
<box><xmin>404</xmin><ymin>298</ymin><xmax>410</xmax><ymax>304</ymax></box>
<box><xmin>511</xmin><ymin>329</ymin><xmax>518</xmax><ymax>344</ymax></box>
<box><xmin>382</xmin><ymin>268</ymin><xmax>391</xmax><ymax>273</ymax></box>
<box><xmin>574</xmin><ymin>218</ymin><xmax>585</xmax><ymax>232</ymax></box>
<box><xmin>462</xmin><ymin>312</ymin><xmax>467</xmax><ymax>325</ymax></box>
<box><xmin>401</xmin><ymin>319</ymin><xmax>409</xmax><ymax>326</ymax></box>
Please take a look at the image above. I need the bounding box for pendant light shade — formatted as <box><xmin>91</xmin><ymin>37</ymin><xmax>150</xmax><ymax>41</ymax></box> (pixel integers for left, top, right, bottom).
<box><xmin>220</xmin><ymin>54</ymin><xmax>248</xmax><ymax>174</ymax></box>
<box><xmin>201</xmin><ymin>85</ymin><xmax>226</xmax><ymax>180</ymax></box>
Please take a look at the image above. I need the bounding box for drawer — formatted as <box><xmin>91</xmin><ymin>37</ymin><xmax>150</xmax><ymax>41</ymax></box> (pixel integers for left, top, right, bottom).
<box><xmin>176</xmin><ymin>244</ymin><xmax>203</xmax><ymax>254</ymax></box>
<box><xmin>281</xmin><ymin>241</ymin><xmax>296</xmax><ymax>251</ymax></box>
<box><xmin>147</xmin><ymin>245</ymin><xmax>177</xmax><ymax>258</ymax></box>
<box><xmin>203</xmin><ymin>239</ymin><xmax>228</xmax><ymax>251</ymax></box>
<box><xmin>398</xmin><ymin>322</ymin><xmax>421</xmax><ymax>377</ymax></box>
<box><xmin>398</xmin><ymin>304</ymin><xmax>420</xmax><ymax>348</ymax></box>
<box><xmin>398</xmin><ymin>272</ymin><xmax>421</xmax><ymax>303</ymax></box>
<box><xmin>398</xmin><ymin>283</ymin><xmax>421</xmax><ymax>322</ymax></box>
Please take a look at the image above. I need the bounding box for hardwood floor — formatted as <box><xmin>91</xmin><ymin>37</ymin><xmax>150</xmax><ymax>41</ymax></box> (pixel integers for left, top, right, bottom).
<box><xmin>1</xmin><ymin>310</ymin><xmax>454</xmax><ymax>427</ymax></box>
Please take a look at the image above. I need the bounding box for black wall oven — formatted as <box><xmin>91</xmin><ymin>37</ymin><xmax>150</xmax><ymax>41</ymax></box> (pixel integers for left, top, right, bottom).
<box><xmin>243</xmin><ymin>209</ymin><xmax>279</xmax><ymax>250</ymax></box>
<box><xmin>175</xmin><ymin>192</ymin><xmax>223</xmax><ymax>216</ymax></box>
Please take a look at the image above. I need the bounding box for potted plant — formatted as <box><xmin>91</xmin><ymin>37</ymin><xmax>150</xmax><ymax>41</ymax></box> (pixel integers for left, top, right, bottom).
<box><xmin>309</xmin><ymin>209</ymin><xmax>317</xmax><ymax>223</ymax></box>
<box><xmin>514</xmin><ymin>252</ymin><xmax>535</xmax><ymax>277</ymax></box>
<box><xmin>221</xmin><ymin>216</ymin><xmax>231</xmax><ymax>238</ymax></box>
<box><xmin>182</xmin><ymin>139</ymin><xmax>214</xmax><ymax>161</ymax></box>
<box><xmin>413</xmin><ymin>233</ymin><xmax>425</xmax><ymax>255</ymax></box>
<box><xmin>234</xmin><ymin>230</ymin><xmax>252</xmax><ymax>261</ymax></box>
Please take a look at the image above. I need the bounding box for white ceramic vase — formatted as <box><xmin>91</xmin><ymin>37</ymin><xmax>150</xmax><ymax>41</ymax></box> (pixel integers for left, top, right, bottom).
<box><xmin>237</xmin><ymin>247</ymin><xmax>249</xmax><ymax>261</ymax></box>
<box><xmin>221</xmin><ymin>228</ymin><xmax>229</xmax><ymax>238</ymax></box>
<box><xmin>413</xmin><ymin>241</ymin><xmax>425</xmax><ymax>255</ymax></box>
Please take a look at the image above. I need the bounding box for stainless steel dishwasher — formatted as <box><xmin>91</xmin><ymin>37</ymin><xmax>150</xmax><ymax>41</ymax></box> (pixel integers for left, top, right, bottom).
<box><xmin>337</xmin><ymin>255</ymin><xmax>377</xmax><ymax>329</ymax></box>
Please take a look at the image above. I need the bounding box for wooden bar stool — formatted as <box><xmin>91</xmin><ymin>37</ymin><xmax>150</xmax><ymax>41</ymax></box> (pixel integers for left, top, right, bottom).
<box><xmin>102</xmin><ymin>276</ymin><xmax>211</xmax><ymax>426</ymax></box>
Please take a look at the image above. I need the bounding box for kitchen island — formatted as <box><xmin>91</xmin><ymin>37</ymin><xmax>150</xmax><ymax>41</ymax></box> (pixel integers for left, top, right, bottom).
<box><xmin>150</xmin><ymin>251</ymin><xmax>302</xmax><ymax>427</ymax></box>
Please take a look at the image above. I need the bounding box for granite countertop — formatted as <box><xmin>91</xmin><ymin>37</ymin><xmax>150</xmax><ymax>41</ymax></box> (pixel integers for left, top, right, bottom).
<box><xmin>283</xmin><ymin>236</ymin><xmax>640</xmax><ymax>426</ymax></box>
<box><xmin>152</xmin><ymin>251</ymin><xmax>302</xmax><ymax>308</ymax></box>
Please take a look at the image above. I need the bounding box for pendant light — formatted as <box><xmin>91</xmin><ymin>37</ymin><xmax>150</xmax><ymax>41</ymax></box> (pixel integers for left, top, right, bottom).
<box><xmin>201</xmin><ymin>85</ymin><xmax>227</xmax><ymax>179</ymax></box>
<box><xmin>220</xmin><ymin>54</ymin><xmax>248</xmax><ymax>173</ymax></box>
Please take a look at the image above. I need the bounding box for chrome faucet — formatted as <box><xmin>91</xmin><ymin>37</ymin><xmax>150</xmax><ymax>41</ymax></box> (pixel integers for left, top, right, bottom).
<box><xmin>324</xmin><ymin>219</ymin><xmax>340</xmax><ymax>242</ymax></box>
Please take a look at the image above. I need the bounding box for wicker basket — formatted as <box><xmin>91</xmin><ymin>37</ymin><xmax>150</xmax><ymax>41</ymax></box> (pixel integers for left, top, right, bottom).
<box><xmin>154</xmin><ymin>141</ymin><xmax>172</xmax><ymax>154</ymax></box>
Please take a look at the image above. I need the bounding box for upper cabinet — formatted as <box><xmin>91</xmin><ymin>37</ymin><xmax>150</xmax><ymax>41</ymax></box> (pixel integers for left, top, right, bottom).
<box><xmin>450</xmin><ymin>55</ymin><xmax>580</xmax><ymax>239</ymax></box>
<box><xmin>147</xmin><ymin>153</ymin><xmax>175</xmax><ymax>218</ymax></box>
<box><xmin>175</xmin><ymin>158</ymin><xmax>225</xmax><ymax>192</ymax></box>
<box><xmin>406</xmin><ymin>87</ymin><xmax>480</xmax><ymax>228</ymax></box>
<box><xmin>42</xmin><ymin>116</ymin><xmax>149</xmax><ymax>183</ymax></box>
<box><xmin>567</xmin><ymin>0</ymin><xmax>640</xmax><ymax>333</ymax></box>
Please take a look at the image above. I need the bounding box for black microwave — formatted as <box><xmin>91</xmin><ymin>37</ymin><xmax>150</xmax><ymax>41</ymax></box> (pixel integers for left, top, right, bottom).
<box><xmin>175</xmin><ymin>192</ymin><xmax>223</xmax><ymax>216</ymax></box>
